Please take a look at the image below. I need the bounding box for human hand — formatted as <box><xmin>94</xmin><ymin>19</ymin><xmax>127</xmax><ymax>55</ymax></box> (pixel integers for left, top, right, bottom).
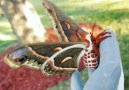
<box><xmin>71</xmin><ymin>30</ymin><xmax>124</xmax><ymax>90</ymax></box>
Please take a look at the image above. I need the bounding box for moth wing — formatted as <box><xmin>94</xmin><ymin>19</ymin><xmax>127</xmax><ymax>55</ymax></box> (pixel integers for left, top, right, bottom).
<box><xmin>41</xmin><ymin>44</ymin><xmax>85</xmax><ymax>75</ymax></box>
<box><xmin>42</xmin><ymin>0</ymin><xmax>88</xmax><ymax>42</ymax></box>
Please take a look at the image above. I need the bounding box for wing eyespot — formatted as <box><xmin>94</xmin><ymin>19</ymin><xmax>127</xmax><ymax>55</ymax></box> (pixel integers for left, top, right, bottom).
<box><xmin>19</xmin><ymin>55</ymin><xmax>28</xmax><ymax>62</ymax></box>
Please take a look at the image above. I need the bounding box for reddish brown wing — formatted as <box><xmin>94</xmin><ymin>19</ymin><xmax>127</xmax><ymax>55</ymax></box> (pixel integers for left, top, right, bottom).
<box><xmin>42</xmin><ymin>0</ymin><xmax>88</xmax><ymax>42</ymax></box>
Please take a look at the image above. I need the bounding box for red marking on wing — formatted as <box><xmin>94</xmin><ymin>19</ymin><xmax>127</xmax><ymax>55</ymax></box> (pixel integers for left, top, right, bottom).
<box><xmin>46</xmin><ymin>28</ymin><xmax>59</xmax><ymax>42</ymax></box>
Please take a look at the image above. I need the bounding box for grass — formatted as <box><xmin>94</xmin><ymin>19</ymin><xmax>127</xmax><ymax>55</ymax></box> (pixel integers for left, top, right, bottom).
<box><xmin>0</xmin><ymin>18</ymin><xmax>17</xmax><ymax>52</ymax></box>
<box><xmin>0</xmin><ymin>0</ymin><xmax>129</xmax><ymax>89</ymax></box>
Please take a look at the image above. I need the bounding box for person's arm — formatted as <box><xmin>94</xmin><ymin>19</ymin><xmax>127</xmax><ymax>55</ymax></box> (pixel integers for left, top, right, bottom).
<box><xmin>71</xmin><ymin>71</ymin><xmax>84</xmax><ymax>90</ymax></box>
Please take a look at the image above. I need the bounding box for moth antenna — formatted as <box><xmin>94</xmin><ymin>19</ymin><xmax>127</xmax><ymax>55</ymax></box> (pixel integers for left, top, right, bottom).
<box><xmin>91</xmin><ymin>22</ymin><xmax>96</xmax><ymax>35</ymax></box>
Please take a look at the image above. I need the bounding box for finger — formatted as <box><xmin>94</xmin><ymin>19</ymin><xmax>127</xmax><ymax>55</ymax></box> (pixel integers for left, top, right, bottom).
<box><xmin>100</xmin><ymin>30</ymin><xmax>121</xmax><ymax>64</ymax></box>
<box><xmin>71</xmin><ymin>71</ymin><xmax>84</xmax><ymax>90</ymax></box>
<box><xmin>100</xmin><ymin>30</ymin><xmax>124</xmax><ymax>90</ymax></box>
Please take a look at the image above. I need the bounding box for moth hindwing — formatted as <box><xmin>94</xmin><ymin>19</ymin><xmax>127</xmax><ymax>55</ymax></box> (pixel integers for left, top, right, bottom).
<box><xmin>41</xmin><ymin>44</ymin><xmax>85</xmax><ymax>75</ymax></box>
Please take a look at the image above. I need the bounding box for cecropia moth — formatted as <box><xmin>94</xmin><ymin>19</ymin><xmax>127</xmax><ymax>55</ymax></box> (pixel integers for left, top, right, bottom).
<box><xmin>4</xmin><ymin>0</ymin><xmax>111</xmax><ymax>75</ymax></box>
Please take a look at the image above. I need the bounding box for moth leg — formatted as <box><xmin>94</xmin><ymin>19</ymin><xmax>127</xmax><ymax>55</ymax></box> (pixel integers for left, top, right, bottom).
<box><xmin>92</xmin><ymin>46</ymin><xmax>100</xmax><ymax>57</ymax></box>
<box><xmin>92</xmin><ymin>30</ymin><xmax>111</xmax><ymax>45</ymax></box>
<box><xmin>95</xmin><ymin>30</ymin><xmax>111</xmax><ymax>40</ymax></box>
<box><xmin>96</xmin><ymin>36</ymin><xmax>111</xmax><ymax>45</ymax></box>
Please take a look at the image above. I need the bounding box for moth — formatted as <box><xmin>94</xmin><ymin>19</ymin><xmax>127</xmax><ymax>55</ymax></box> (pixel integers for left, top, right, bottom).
<box><xmin>4</xmin><ymin>0</ymin><xmax>111</xmax><ymax>75</ymax></box>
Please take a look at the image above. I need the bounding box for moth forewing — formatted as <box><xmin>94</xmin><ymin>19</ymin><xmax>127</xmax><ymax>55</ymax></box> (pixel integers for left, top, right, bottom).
<box><xmin>42</xmin><ymin>0</ymin><xmax>68</xmax><ymax>42</ymax></box>
<box><xmin>42</xmin><ymin>0</ymin><xmax>89</xmax><ymax>42</ymax></box>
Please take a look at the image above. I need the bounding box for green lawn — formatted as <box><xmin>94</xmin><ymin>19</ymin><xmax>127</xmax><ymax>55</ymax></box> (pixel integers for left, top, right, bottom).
<box><xmin>0</xmin><ymin>18</ymin><xmax>16</xmax><ymax>52</ymax></box>
<box><xmin>0</xmin><ymin>0</ymin><xmax>129</xmax><ymax>89</ymax></box>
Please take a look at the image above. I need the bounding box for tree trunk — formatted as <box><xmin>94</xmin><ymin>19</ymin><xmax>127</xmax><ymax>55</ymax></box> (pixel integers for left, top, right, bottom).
<box><xmin>0</xmin><ymin>0</ymin><xmax>47</xmax><ymax>44</ymax></box>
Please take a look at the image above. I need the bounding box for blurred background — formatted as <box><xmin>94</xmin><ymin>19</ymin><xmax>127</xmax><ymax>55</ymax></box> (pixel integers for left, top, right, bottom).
<box><xmin>0</xmin><ymin>0</ymin><xmax>129</xmax><ymax>90</ymax></box>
